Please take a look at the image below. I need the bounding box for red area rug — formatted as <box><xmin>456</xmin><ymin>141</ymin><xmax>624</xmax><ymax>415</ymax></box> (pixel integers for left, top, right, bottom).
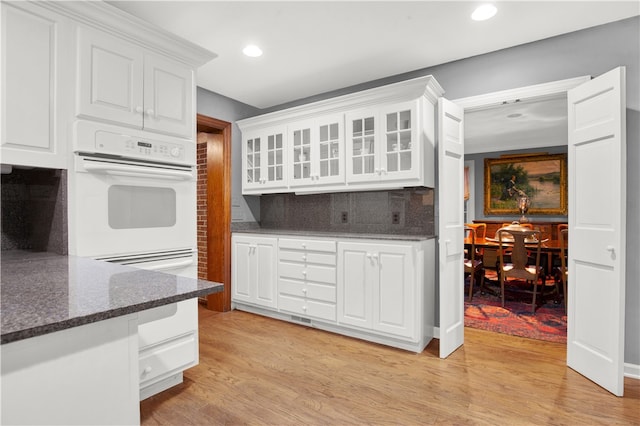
<box><xmin>464</xmin><ymin>282</ymin><xmax>567</xmax><ymax>343</ymax></box>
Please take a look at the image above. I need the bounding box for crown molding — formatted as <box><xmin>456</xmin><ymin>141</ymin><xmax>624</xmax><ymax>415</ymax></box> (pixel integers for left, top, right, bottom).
<box><xmin>237</xmin><ymin>76</ymin><xmax>444</xmax><ymax>131</ymax></box>
<box><xmin>453</xmin><ymin>76</ymin><xmax>590</xmax><ymax>111</ymax></box>
<box><xmin>33</xmin><ymin>0</ymin><xmax>216</xmax><ymax>68</ymax></box>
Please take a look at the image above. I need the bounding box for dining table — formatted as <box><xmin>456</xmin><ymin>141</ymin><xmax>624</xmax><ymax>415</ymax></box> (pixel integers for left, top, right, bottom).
<box><xmin>464</xmin><ymin>235</ymin><xmax>563</xmax><ymax>280</ymax></box>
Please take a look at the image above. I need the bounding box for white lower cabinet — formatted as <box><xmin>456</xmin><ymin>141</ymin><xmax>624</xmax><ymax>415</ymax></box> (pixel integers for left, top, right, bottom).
<box><xmin>278</xmin><ymin>238</ymin><xmax>337</xmax><ymax>322</ymax></box>
<box><xmin>337</xmin><ymin>241</ymin><xmax>417</xmax><ymax>340</ymax></box>
<box><xmin>231</xmin><ymin>233</ymin><xmax>435</xmax><ymax>352</ymax></box>
<box><xmin>232</xmin><ymin>234</ymin><xmax>278</xmax><ymax>308</ymax></box>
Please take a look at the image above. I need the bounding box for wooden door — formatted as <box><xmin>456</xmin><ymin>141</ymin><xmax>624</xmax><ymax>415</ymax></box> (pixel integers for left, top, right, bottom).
<box><xmin>437</xmin><ymin>98</ymin><xmax>465</xmax><ymax>358</ymax></box>
<box><xmin>197</xmin><ymin>114</ymin><xmax>231</xmax><ymax>311</ymax></box>
<box><xmin>567</xmin><ymin>67</ymin><xmax>626</xmax><ymax>396</ymax></box>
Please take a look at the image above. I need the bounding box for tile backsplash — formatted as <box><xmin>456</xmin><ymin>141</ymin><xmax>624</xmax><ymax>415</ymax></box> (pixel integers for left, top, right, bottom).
<box><xmin>1</xmin><ymin>167</ymin><xmax>68</xmax><ymax>254</ymax></box>
<box><xmin>260</xmin><ymin>188</ymin><xmax>434</xmax><ymax>236</ymax></box>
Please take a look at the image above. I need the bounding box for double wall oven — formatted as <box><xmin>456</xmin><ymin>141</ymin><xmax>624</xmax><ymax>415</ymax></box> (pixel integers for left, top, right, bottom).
<box><xmin>69</xmin><ymin>120</ymin><xmax>199</xmax><ymax>399</ymax></box>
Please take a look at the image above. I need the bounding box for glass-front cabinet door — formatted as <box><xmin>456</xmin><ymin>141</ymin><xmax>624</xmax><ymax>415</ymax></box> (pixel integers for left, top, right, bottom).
<box><xmin>346</xmin><ymin>102</ymin><xmax>419</xmax><ymax>184</ymax></box>
<box><xmin>289</xmin><ymin>115</ymin><xmax>344</xmax><ymax>188</ymax></box>
<box><xmin>242</xmin><ymin>126</ymin><xmax>287</xmax><ymax>194</ymax></box>
<box><xmin>346</xmin><ymin>109</ymin><xmax>378</xmax><ymax>183</ymax></box>
<box><xmin>379</xmin><ymin>101</ymin><xmax>419</xmax><ymax>181</ymax></box>
<box><xmin>289</xmin><ymin>120</ymin><xmax>313</xmax><ymax>186</ymax></box>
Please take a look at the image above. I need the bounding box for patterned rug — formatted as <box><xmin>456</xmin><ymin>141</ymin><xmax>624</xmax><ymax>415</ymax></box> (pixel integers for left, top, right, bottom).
<box><xmin>464</xmin><ymin>280</ymin><xmax>567</xmax><ymax>343</ymax></box>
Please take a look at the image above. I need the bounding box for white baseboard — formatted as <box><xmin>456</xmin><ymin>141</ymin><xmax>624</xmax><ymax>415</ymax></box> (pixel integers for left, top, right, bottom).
<box><xmin>625</xmin><ymin>362</ymin><xmax>640</xmax><ymax>379</ymax></box>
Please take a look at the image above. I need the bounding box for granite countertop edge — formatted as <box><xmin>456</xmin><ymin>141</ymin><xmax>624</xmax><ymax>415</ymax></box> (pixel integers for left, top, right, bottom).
<box><xmin>1</xmin><ymin>286</ymin><xmax>222</xmax><ymax>345</ymax></box>
<box><xmin>231</xmin><ymin>228</ymin><xmax>436</xmax><ymax>241</ymax></box>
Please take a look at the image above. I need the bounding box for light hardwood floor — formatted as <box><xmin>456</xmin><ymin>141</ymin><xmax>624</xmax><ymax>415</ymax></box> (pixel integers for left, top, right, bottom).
<box><xmin>141</xmin><ymin>307</ymin><xmax>640</xmax><ymax>425</ymax></box>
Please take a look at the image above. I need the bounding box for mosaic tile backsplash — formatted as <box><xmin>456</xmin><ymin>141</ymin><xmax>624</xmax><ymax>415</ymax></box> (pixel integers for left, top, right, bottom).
<box><xmin>1</xmin><ymin>168</ymin><xmax>68</xmax><ymax>254</ymax></box>
<box><xmin>260</xmin><ymin>188</ymin><xmax>434</xmax><ymax>236</ymax></box>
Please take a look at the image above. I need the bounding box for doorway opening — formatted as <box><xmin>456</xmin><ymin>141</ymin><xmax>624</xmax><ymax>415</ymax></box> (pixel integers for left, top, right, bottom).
<box><xmin>455</xmin><ymin>77</ymin><xmax>589</xmax><ymax>343</ymax></box>
<box><xmin>197</xmin><ymin>114</ymin><xmax>232</xmax><ymax>312</ymax></box>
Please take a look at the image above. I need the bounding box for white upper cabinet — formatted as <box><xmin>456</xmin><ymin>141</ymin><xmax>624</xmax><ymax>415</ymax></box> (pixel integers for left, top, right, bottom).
<box><xmin>77</xmin><ymin>26</ymin><xmax>194</xmax><ymax>139</ymax></box>
<box><xmin>1</xmin><ymin>2</ymin><xmax>73</xmax><ymax>169</ymax></box>
<box><xmin>288</xmin><ymin>114</ymin><xmax>344</xmax><ymax>188</ymax></box>
<box><xmin>242</xmin><ymin>126</ymin><xmax>288</xmax><ymax>193</ymax></box>
<box><xmin>346</xmin><ymin>101</ymin><xmax>419</xmax><ymax>184</ymax></box>
<box><xmin>238</xmin><ymin>76</ymin><xmax>443</xmax><ymax>194</ymax></box>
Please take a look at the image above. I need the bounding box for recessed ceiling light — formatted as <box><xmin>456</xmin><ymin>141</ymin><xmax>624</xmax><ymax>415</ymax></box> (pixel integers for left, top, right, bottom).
<box><xmin>471</xmin><ymin>4</ymin><xmax>497</xmax><ymax>21</ymax></box>
<box><xmin>243</xmin><ymin>44</ymin><xmax>263</xmax><ymax>58</ymax></box>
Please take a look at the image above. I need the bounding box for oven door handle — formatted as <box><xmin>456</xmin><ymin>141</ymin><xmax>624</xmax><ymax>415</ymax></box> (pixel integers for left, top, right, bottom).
<box><xmin>141</xmin><ymin>258</ymin><xmax>194</xmax><ymax>271</ymax></box>
<box><xmin>83</xmin><ymin>161</ymin><xmax>193</xmax><ymax>181</ymax></box>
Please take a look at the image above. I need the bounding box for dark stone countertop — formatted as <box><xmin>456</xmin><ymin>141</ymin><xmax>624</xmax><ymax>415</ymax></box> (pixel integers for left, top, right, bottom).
<box><xmin>232</xmin><ymin>227</ymin><xmax>436</xmax><ymax>241</ymax></box>
<box><xmin>0</xmin><ymin>251</ymin><xmax>223</xmax><ymax>344</ymax></box>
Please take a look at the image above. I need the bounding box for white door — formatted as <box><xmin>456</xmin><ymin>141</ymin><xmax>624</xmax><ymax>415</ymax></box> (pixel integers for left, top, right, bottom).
<box><xmin>254</xmin><ymin>239</ymin><xmax>278</xmax><ymax>308</ymax></box>
<box><xmin>437</xmin><ymin>98</ymin><xmax>465</xmax><ymax>358</ymax></box>
<box><xmin>374</xmin><ymin>244</ymin><xmax>416</xmax><ymax>339</ymax></box>
<box><xmin>77</xmin><ymin>26</ymin><xmax>144</xmax><ymax>128</ymax></box>
<box><xmin>567</xmin><ymin>67</ymin><xmax>626</xmax><ymax>396</ymax></box>
<box><xmin>338</xmin><ymin>242</ymin><xmax>373</xmax><ymax>329</ymax></box>
<box><xmin>143</xmin><ymin>54</ymin><xmax>193</xmax><ymax>138</ymax></box>
<box><xmin>231</xmin><ymin>237</ymin><xmax>253</xmax><ymax>303</ymax></box>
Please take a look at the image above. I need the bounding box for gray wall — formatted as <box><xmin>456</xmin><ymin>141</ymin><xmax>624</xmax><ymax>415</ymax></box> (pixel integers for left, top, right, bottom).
<box><xmin>198</xmin><ymin>17</ymin><xmax>640</xmax><ymax>366</ymax></box>
<box><xmin>196</xmin><ymin>88</ymin><xmax>261</xmax><ymax>222</ymax></box>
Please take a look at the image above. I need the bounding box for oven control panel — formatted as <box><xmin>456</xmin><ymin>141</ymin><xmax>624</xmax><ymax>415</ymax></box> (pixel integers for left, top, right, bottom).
<box><xmin>74</xmin><ymin>120</ymin><xmax>195</xmax><ymax>166</ymax></box>
<box><xmin>95</xmin><ymin>130</ymin><xmax>186</xmax><ymax>163</ymax></box>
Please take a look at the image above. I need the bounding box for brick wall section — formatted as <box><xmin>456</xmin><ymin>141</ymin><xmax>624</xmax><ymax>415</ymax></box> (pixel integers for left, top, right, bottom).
<box><xmin>196</xmin><ymin>139</ymin><xmax>208</xmax><ymax>280</ymax></box>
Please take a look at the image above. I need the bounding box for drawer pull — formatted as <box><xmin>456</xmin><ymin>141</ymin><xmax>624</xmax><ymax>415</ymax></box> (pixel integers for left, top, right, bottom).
<box><xmin>143</xmin><ymin>366</ymin><xmax>152</xmax><ymax>375</ymax></box>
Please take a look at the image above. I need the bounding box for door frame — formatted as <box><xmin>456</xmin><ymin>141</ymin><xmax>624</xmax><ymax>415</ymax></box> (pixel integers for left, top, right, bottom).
<box><xmin>450</xmin><ymin>75</ymin><xmax>589</xmax><ymax>340</ymax></box>
<box><xmin>197</xmin><ymin>114</ymin><xmax>232</xmax><ymax>311</ymax></box>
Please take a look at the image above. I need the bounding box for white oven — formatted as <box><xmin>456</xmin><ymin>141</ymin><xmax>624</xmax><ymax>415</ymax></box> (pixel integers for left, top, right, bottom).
<box><xmin>69</xmin><ymin>121</ymin><xmax>196</xmax><ymax>258</ymax></box>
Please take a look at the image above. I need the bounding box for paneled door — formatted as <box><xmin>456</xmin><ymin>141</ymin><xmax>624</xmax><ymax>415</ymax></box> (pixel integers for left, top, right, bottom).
<box><xmin>567</xmin><ymin>67</ymin><xmax>626</xmax><ymax>396</ymax></box>
<box><xmin>437</xmin><ymin>98</ymin><xmax>465</xmax><ymax>359</ymax></box>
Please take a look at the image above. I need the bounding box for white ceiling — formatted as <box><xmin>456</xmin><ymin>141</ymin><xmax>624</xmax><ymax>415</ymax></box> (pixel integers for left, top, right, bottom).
<box><xmin>464</xmin><ymin>96</ymin><xmax>568</xmax><ymax>154</ymax></box>
<box><xmin>108</xmin><ymin>1</ymin><xmax>639</xmax><ymax>110</ymax></box>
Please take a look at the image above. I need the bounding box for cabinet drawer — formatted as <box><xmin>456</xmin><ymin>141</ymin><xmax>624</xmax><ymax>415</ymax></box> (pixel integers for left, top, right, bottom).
<box><xmin>279</xmin><ymin>249</ymin><xmax>336</xmax><ymax>266</ymax></box>
<box><xmin>279</xmin><ymin>262</ymin><xmax>336</xmax><ymax>284</ymax></box>
<box><xmin>278</xmin><ymin>294</ymin><xmax>336</xmax><ymax>322</ymax></box>
<box><xmin>279</xmin><ymin>238</ymin><xmax>336</xmax><ymax>253</ymax></box>
<box><xmin>279</xmin><ymin>278</ymin><xmax>336</xmax><ymax>302</ymax></box>
<box><xmin>139</xmin><ymin>332</ymin><xmax>197</xmax><ymax>385</ymax></box>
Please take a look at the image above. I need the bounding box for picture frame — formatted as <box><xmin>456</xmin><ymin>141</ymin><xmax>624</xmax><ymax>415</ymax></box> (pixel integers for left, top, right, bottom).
<box><xmin>484</xmin><ymin>153</ymin><xmax>567</xmax><ymax>216</ymax></box>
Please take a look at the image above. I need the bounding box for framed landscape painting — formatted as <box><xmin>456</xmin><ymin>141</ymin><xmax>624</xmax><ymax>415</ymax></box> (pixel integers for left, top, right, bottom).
<box><xmin>484</xmin><ymin>153</ymin><xmax>567</xmax><ymax>215</ymax></box>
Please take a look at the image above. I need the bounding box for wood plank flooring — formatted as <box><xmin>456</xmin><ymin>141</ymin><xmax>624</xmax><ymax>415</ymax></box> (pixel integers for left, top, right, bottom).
<box><xmin>141</xmin><ymin>307</ymin><xmax>640</xmax><ymax>425</ymax></box>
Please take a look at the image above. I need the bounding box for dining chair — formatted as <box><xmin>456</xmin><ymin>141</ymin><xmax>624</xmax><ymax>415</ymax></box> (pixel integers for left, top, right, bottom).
<box><xmin>465</xmin><ymin>223</ymin><xmax>487</xmax><ymax>239</ymax></box>
<box><xmin>497</xmin><ymin>228</ymin><xmax>553</xmax><ymax>313</ymax></box>
<box><xmin>464</xmin><ymin>227</ymin><xmax>485</xmax><ymax>302</ymax></box>
<box><xmin>559</xmin><ymin>228</ymin><xmax>568</xmax><ymax>313</ymax></box>
<box><xmin>465</xmin><ymin>223</ymin><xmax>487</xmax><ymax>261</ymax></box>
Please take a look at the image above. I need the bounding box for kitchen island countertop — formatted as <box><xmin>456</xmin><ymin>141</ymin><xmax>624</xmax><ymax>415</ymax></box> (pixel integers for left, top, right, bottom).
<box><xmin>0</xmin><ymin>251</ymin><xmax>223</xmax><ymax>344</ymax></box>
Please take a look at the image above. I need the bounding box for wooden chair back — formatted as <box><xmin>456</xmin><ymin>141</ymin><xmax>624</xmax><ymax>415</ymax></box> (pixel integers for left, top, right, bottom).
<box><xmin>498</xmin><ymin>229</ymin><xmax>542</xmax><ymax>282</ymax></box>
<box><xmin>559</xmin><ymin>228</ymin><xmax>568</xmax><ymax>312</ymax></box>
<box><xmin>465</xmin><ymin>223</ymin><xmax>487</xmax><ymax>239</ymax></box>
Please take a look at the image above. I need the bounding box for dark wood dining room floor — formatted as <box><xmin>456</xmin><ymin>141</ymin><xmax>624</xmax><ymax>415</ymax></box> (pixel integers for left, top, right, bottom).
<box><xmin>140</xmin><ymin>306</ymin><xmax>640</xmax><ymax>425</ymax></box>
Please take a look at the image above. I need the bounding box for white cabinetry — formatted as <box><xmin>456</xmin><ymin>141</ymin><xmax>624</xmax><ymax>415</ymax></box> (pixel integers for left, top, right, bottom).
<box><xmin>237</xmin><ymin>76</ymin><xmax>443</xmax><ymax>194</ymax></box>
<box><xmin>77</xmin><ymin>26</ymin><xmax>194</xmax><ymax>139</ymax></box>
<box><xmin>338</xmin><ymin>240</ymin><xmax>417</xmax><ymax>340</ymax></box>
<box><xmin>242</xmin><ymin>126</ymin><xmax>287</xmax><ymax>194</ymax></box>
<box><xmin>231</xmin><ymin>232</ymin><xmax>435</xmax><ymax>352</ymax></box>
<box><xmin>346</xmin><ymin>101</ymin><xmax>422</xmax><ymax>184</ymax></box>
<box><xmin>288</xmin><ymin>115</ymin><xmax>344</xmax><ymax>188</ymax></box>
<box><xmin>1</xmin><ymin>2</ymin><xmax>72</xmax><ymax>169</ymax></box>
<box><xmin>232</xmin><ymin>234</ymin><xmax>278</xmax><ymax>308</ymax></box>
<box><xmin>278</xmin><ymin>238</ymin><xmax>337</xmax><ymax>321</ymax></box>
